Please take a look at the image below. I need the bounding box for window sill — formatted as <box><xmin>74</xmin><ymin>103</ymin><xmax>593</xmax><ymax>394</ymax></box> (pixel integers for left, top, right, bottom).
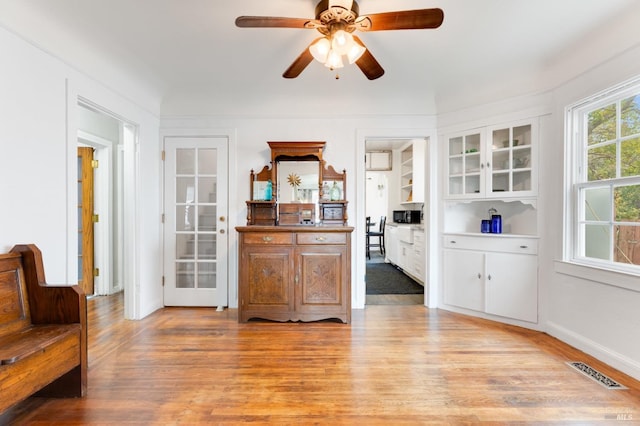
<box><xmin>554</xmin><ymin>260</ymin><xmax>640</xmax><ymax>293</ymax></box>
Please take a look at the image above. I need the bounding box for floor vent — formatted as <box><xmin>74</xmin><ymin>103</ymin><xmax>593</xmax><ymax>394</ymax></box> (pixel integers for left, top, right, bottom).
<box><xmin>567</xmin><ymin>362</ymin><xmax>627</xmax><ymax>390</ymax></box>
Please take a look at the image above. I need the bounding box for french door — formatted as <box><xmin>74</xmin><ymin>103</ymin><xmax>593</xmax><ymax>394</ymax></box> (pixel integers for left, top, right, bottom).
<box><xmin>163</xmin><ymin>137</ymin><xmax>228</xmax><ymax>307</ymax></box>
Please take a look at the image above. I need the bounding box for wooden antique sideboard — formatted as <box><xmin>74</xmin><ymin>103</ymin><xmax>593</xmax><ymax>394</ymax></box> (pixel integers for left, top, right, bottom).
<box><xmin>236</xmin><ymin>225</ymin><xmax>353</xmax><ymax>323</ymax></box>
<box><xmin>237</xmin><ymin>141</ymin><xmax>352</xmax><ymax>323</ymax></box>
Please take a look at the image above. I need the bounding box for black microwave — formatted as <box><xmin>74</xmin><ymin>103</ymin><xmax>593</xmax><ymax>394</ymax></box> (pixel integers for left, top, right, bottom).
<box><xmin>393</xmin><ymin>210</ymin><xmax>421</xmax><ymax>224</ymax></box>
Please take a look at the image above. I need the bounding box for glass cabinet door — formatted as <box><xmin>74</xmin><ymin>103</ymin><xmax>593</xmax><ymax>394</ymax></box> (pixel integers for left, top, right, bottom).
<box><xmin>489</xmin><ymin>123</ymin><xmax>534</xmax><ymax>195</ymax></box>
<box><xmin>446</xmin><ymin>120</ymin><xmax>536</xmax><ymax>199</ymax></box>
<box><xmin>447</xmin><ymin>131</ymin><xmax>483</xmax><ymax>197</ymax></box>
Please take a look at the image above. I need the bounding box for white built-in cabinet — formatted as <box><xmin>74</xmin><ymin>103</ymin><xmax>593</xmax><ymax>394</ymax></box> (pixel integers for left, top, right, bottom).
<box><xmin>400</xmin><ymin>141</ymin><xmax>425</xmax><ymax>204</ymax></box>
<box><xmin>446</xmin><ymin>120</ymin><xmax>536</xmax><ymax>199</ymax></box>
<box><xmin>443</xmin><ymin>234</ymin><xmax>538</xmax><ymax>323</ymax></box>
<box><xmin>441</xmin><ymin>117</ymin><xmax>540</xmax><ymax>326</ymax></box>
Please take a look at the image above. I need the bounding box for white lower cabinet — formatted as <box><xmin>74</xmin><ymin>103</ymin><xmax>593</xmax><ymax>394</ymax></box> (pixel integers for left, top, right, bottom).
<box><xmin>443</xmin><ymin>234</ymin><xmax>538</xmax><ymax>323</ymax></box>
<box><xmin>385</xmin><ymin>224</ymin><xmax>425</xmax><ymax>283</ymax></box>
<box><xmin>443</xmin><ymin>249</ymin><xmax>485</xmax><ymax>312</ymax></box>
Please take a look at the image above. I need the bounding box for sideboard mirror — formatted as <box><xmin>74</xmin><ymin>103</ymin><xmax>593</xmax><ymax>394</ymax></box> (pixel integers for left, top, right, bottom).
<box><xmin>246</xmin><ymin>141</ymin><xmax>347</xmax><ymax>226</ymax></box>
<box><xmin>277</xmin><ymin>161</ymin><xmax>320</xmax><ymax>203</ymax></box>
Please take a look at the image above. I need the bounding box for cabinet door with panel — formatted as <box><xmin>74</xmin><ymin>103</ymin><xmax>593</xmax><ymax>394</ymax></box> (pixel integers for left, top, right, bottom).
<box><xmin>295</xmin><ymin>231</ymin><xmax>350</xmax><ymax>322</ymax></box>
<box><xmin>443</xmin><ymin>248</ymin><xmax>485</xmax><ymax>312</ymax></box>
<box><xmin>239</xmin><ymin>244</ymin><xmax>294</xmax><ymax>322</ymax></box>
<box><xmin>485</xmin><ymin>252</ymin><xmax>538</xmax><ymax>323</ymax></box>
<box><xmin>295</xmin><ymin>245</ymin><xmax>348</xmax><ymax>321</ymax></box>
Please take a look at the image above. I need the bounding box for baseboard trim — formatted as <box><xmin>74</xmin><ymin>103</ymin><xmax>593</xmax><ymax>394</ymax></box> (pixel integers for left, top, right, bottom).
<box><xmin>546</xmin><ymin>321</ymin><xmax>640</xmax><ymax>381</ymax></box>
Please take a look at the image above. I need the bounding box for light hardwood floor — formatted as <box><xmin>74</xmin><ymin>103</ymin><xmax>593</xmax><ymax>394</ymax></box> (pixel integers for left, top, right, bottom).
<box><xmin>2</xmin><ymin>293</ymin><xmax>639</xmax><ymax>424</ymax></box>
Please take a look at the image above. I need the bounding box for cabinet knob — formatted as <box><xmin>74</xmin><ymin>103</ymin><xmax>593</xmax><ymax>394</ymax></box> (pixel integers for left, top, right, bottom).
<box><xmin>262</xmin><ymin>236</ymin><xmax>273</xmax><ymax>242</ymax></box>
<box><xmin>520</xmin><ymin>245</ymin><xmax>528</xmax><ymax>249</ymax></box>
<box><xmin>315</xmin><ymin>236</ymin><xmax>326</xmax><ymax>242</ymax></box>
<box><xmin>477</xmin><ymin>273</ymin><xmax>481</xmax><ymax>279</ymax></box>
<box><xmin>487</xmin><ymin>274</ymin><xmax>492</xmax><ymax>280</ymax></box>
<box><xmin>450</xmin><ymin>240</ymin><xmax>457</xmax><ymax>244</ymax></box>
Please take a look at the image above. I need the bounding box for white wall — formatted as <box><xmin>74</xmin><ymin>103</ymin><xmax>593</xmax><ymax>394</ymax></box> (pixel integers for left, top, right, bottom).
<box><xmin>543</xmin><ymin>43</ymin><xmax>640</xmax><ymax>380</ymax></box>
<box><xmin>0</xmin><ymin>24</ymin><xmax>67</xmax><ymax>277</ymax></box>
<box><xmin>0</xmin><ymin>24</ymin><xmax>163</xmax><ymax>319</ymax></box>
<box><xmin>161</xmin><ymin>115</ymin><xmax>438</xmax><ymax>309</ymax></box>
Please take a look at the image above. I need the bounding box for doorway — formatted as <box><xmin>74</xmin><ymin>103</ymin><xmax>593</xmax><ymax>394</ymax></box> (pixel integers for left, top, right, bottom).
<box><xmin>364</xmin><ymin>138</ymin><xmax>428</xmax><ymax>305</ymax></box>
<box><xmin>76</xmin><ymin>102</ymin><xmax>128</xmax><ymax>298</ymax></box>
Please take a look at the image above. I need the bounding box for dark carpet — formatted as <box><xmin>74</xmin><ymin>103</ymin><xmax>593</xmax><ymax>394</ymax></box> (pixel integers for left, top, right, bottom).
<box><xmin>366</xmin><ymin>262</ymin><xmax>424</xmax><ymax>295</ymax></box>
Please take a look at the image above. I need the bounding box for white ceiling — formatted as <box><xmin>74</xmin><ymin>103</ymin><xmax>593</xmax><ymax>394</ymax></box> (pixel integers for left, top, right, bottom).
<box><xmin>0</xmin><ymin>0</ymin><xmax>638</xmax><ymax>115</ymax></box>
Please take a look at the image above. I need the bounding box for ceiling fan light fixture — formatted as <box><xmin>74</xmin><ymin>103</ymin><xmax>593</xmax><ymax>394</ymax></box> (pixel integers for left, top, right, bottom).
<box><xmin>346</xmin><ymin>39</ymin><xmax>366</xmax><ymax>64</ymax></box>
<box><xmin>331</xmin><ymin>29</ymin><xmax>353</xmax><ymax>55</ymax></box>
<box><xmin>309</xmin><ymin>37</ymin><xmax>331</xmax><ymax>63</ymax></box>
<box><xmin>325</xmin><ymin>49</ymin><xmax>344</xmax><ymax>69</ymax></box>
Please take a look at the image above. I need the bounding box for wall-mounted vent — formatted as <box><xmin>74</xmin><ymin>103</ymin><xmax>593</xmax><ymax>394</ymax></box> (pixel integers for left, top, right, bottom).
<box><xmin>567</xmin><ymin>362</ymin><xmax>627</xmax><ymax>390</ymax></box>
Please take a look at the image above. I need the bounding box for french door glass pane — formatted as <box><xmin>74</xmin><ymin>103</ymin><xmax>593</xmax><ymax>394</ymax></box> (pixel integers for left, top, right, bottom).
<box><xmin>197</xmin><ymin>206</ymin><xmax>217</xmax><ymax>232</ymax></box>
<box><xmin>176</xmin><ymin>263</ymin><xmax>195</xmax><ymax>288</ymax></box>
<box><xmin>176</xmin><ymin>149</ymin><xmax>195</xmax><ymax>174</ymax></box>
<box><xmin>198</xmin><ymin>177</ymin><xmax>216</xmax><ymax>202</ymax></box>
<box><xmin>198</xmin><ymin>263</ymin><xmax>216</xmax><ymax>288</ymax></box>
<box><xmin>198</xmin><ymin>149</ymin><xmax>217</xmax><ymax>174</ymax></box>
<box><xmin>176</xmin><ymin>177</ymin><xmax>195</xmax><ymax>203</ymax></box>
<box><xmin>197</xmin><ymin>235</ymin><xmax>216</xmax><ymax>260</ymax></box>
<box><xmin>176</xmin><ymin>234</ymin><xmax>195</xmax><ymax>260</ymax></box>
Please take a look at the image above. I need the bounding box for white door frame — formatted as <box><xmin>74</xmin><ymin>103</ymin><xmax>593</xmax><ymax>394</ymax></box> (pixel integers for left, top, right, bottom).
<box><xmin>70</xmin><ymin>95</ymin><xmax>139</xmax><ymax>320</ymax></box>
<box><xmin>356</xmin><ymin>128</ymin><xmax>439</xmax><ymax>309</ymax></box>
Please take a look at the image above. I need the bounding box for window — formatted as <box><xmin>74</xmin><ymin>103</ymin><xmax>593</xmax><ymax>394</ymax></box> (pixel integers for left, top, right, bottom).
<box><xmin>566</xmin><ymin>78</ymin><xmax>640</xmax><ymax>275</ymax></box>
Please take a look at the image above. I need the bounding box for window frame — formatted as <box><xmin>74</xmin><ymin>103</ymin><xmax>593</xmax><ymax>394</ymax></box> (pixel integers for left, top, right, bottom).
<box><xmin>564</xmin><ymin>76</ymin><xmax>640</xmax><ymax>279</ymax></box>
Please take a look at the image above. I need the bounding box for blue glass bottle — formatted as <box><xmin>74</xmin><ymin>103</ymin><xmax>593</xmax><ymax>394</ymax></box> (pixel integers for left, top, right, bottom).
<box><xmin>491</xmin><ymin>214</ymin><xmax>502</xmax><ymax>233</ymax></box>
<box><xmin>264</xmin><ymin>179</ymin><xmax>272</xmax><ymax>201</ymax></box>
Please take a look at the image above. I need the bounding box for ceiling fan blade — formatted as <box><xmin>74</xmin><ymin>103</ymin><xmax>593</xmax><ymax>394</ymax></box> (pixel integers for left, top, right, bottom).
<box><xmin>283</xmin><ymin>39</ymin><xmax>319</xmax><ymax>78</ymax></box>
<box><xmin>355</xmin><ymin>8</ymin><xmax>444</xmax><ymax>31</ymax></box>
<box><xmin>352</xmin><ymin>36</ymin><xmax>384</xmax><ymax>80</ymax></box>
<box><xmin>235</xmin><ymin>16</ymin><xmax>314</xmax><ymax>29</ymax></box>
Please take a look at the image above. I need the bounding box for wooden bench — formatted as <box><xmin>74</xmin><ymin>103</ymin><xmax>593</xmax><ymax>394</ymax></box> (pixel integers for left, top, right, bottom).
<box><xmin>0</xmin><ymin>244</ymin><xmax>87</xmax><ymax>413</ymax></box>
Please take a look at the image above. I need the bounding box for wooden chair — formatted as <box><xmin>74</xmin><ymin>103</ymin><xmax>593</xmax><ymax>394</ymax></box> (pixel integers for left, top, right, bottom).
<box><xmin>366</xmin><ymin>216</ymin><xmax>386</xmax><ymax>259</ymax></box>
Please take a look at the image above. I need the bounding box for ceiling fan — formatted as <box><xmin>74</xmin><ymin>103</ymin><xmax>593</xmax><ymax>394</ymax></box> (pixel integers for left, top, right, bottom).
<box><xmin>235</xmin><ymin>0</ymin><xmax>444</xmax><ymax>80</ymax></box>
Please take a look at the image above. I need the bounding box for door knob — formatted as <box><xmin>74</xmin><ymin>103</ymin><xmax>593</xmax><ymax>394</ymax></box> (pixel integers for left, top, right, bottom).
<box><xmin>219</xmin><ymin>216</ymin><xmax>226</xmax><ymax>222</ymax></box>
<box><xmin>220</xmin><ymin>229</ymin><xmax>225</xmax><ymax>234</ymax></box>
